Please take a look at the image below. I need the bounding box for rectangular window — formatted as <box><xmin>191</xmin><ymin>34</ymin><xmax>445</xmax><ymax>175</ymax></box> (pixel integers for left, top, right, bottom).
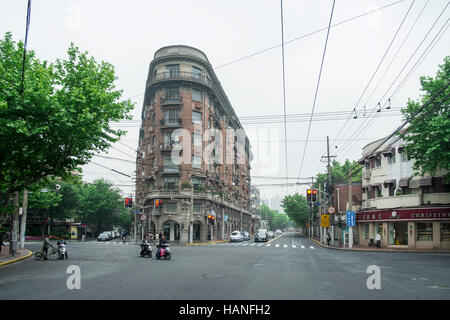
<box><xmin>192</xmin><ymin>111</ymin><xmax>202</xmax><ymax>124</ymax></box>
<box><xmin>191</xmin><ymin>177</ymin><xmax>204</xmax><ymax>190</ymax></box>
<box><xmin>193</xmin><ymin>201</ymin><xmax>202</xmax><ymax>214</ymax></box>
<box><xmin>163</xmin><ymin>176</ymin><xmax>179</xmax><ymax>190</ymax></box>
<box><xmin>192</xmin><ymin>66</ymin><xmax>202</xmax><ymax>79</ymax></box>
<box><xmin>166</xmin><ymin>64</ymin><xmax>180</xmax><ymax>78</ymax></box>
<box><xmin>388</xmin><ymin>183</ymin><xmax>395</xmax><ymax>197</ymax></box>
<box><xmin>165</xmin><ymin>202</ymin><xmax>177</xmax><ymax>213</ymax></box>
<box><xmin>192</xmin><ymin>89</ymin><xmax>202</xmax><ymax>102</ymax></box>
<box><xmin>416</xmin><ymin>223</ymin><xmax>433</xmax><ymax>241</ymax></box>
<box><xmin>192</xmin><ymin>155</ymin><xmax>202</xmax><ymax>169</ymax></box>
<box><xmin>387</xmin><ymin>154</ymin><xmax>396</xmax><ymax>164</ymax></box>
<box><xmin>165</xmin><ymin>87</ymin><xmax>179</xmax><ymax>101</ymax></box>
<box><xmin>375</xmin><ymin>158</ymin><xmax>381</xmax><ymax>167</ymax></box>
<box><xmin>441</xmin><ymin>222</ymin><xmax>450</xmax><ymax>241</ymax></box>
<box><xmin>165</xmin><ymin>109</ymin><xmax>179</xmax><ymax>123</ymax></box>
<box><xmin>363</xmin><ymin>224</ymin><xmax>369</xmax><ymax>240</ymax></box>
<box><xmin>193</xmin><ymin>133</ymin><xmax>202</xmax><ymax>147</ymax></box>
<box><xmin>401</xmin><ymin>186</ymin><xmax>412</xmax><ymax>195</ymax></box>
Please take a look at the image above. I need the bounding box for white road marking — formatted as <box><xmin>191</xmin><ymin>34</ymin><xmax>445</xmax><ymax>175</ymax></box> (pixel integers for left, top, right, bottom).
<box><xmin>309</xmin><ymin>246</ymin><xmax>315</xmax><ymax>249</ymax></box>
<box><xmin>275</xmin><ymin>244</ymin><xmax>280</xmax><ymax>248</ymax></box>
<box><xmin>266</xmin><ymin>244</ymin><xmax>271</xmax><ymax>247</ymax></box>
<box><xmin>258</xmin><ymin>243</ymin><xmax>264</xmax><ymax>247</ymax></box>
<box><xmin>292</xmin><ymin>245</ymin><xmax>296</xmax><ymax>248</ymax></box>
<box><xmin>249</xmin><ymin>243</ymin><xmax>257</xmax><ymax>247</ymax></box>
<box><xmin>301</xmin><ymin>245</ymin><xmax>305</xmax><ymax>249</ymax></box>
<box><xmin>283</xmin><ymin>244</ymin><xmax>288</xmax><ymax>248</ymax></box>
<box><xmin>241</xmin><ymin>243</ymin><xmax>250</xmax><ymax>246</ymax></box>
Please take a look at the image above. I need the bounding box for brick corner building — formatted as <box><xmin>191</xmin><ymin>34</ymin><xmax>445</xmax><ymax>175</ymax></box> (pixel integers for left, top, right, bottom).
<box><xmin>135</xmin><ymin>45</ymin><xmax>256</xmax><ymax>243</ymax></box>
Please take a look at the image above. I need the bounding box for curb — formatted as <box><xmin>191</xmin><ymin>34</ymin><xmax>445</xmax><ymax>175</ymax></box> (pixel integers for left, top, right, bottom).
<box><xmin>310</xmin><ymin>238</ymin><xmax>450</xmax><ymax>253</ymax></box>
<box><xmin>0</xmin><ymin>249</ymin><xmax>33</xmax><ymax>267</ymax></box>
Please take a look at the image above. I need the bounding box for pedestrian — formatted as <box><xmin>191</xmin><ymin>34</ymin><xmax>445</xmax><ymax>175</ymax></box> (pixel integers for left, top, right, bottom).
<box><xmin>42</xmin><ymin>234</ymin><xmax>55</xmax><ymax>260</ymax></box>
<box><xmin>375</xmin><ymin>231</ymin><xmax>381</xmax><ymax>248</ymax></box>
<box><xmin>327</xmin><ymin>233</ymin><xmax>331</xmax><ymax>246</ymax></box>
<box><xmin>159</xmin><ymin>232</ymin><xmax>162</xmax><ymax>240</ymax></box>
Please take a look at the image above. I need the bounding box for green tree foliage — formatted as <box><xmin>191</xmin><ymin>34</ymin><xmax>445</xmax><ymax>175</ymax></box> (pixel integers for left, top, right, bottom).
<box><xmin>400</xmin><ymin>56</ymin><xmax>450</xmax><ymax>179</ymax></box>
<box><xmin>78</xmin><ymin>179</ymin><xmax>125</xmax><ymax>234</ymax></box>
<box><xmin>314</xmin><ymin>160</ymin><xmax>362</xmax><ymax>189</ymax></box>
<box><xmin>281</xmin><ymin>194</ymin><xmax>310</xmax><ymax>227</ymax></box>
<box><xmin>0</xmin><ymin>32</ymin><xmax>134</xmax><ymax>201</ymax></box>
<box><xmin>260</xmin><ymin>204</ymin><xmax>290</xmax><ymax>230</ymax></box>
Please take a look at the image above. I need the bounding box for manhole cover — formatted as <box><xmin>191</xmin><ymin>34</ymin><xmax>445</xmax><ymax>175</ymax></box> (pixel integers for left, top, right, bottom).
<box><xmin>428</xmin><ymin>285</ymin><xmax>450</xmax><ymax>290</ymax></box>
<box><xmin>201</xmin><ymin>274</ymin><xmax>222</xmax><ymax>279</ymax></box>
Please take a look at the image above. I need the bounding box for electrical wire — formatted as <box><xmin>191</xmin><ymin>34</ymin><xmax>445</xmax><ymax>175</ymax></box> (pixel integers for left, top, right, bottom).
<box><xmin>297</xmin><ymin>0</ymin><xmax>336</xmax><ymax>181</ymax></box>
<box><xmin>335</xmin><ymin>3</ymin><xmax>450</xmax><ymax>159</ymax></box>
<box><xmin>331</xmin><ymin>0</ymin><xmax>416</xmax><ymax>149</ymax></box>
<box><xmin>280</xmin><ymin>0</ymin><xmax>289</xmax><ymax>194</ymax></box>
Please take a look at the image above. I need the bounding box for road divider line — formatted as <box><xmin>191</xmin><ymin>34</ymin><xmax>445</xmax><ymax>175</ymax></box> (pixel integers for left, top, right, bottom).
<box><xmin>310</xmin><ymin>246</ymin><xmax>315</xmax><ymax>249</ymax></box>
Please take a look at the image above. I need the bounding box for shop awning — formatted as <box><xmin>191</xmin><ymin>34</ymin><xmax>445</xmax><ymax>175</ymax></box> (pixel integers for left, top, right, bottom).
<box><xmin>419</xmin><ymin>177</ymin><xmax>432</xmax><ymax>186</ymax></box>
<box><xmin>383</xmin><ymin>179</ymin><xmax>396</xmax><ymax>186</ymax></box>
<box><xmin>398</xmin><ymin>178</ymin><xmax>409</xmax><ymax>187</ymax></box>
<box><xmin>382</xmin><ymin>148</ymin><xmax>395</xmax><ymax>157</ymax></box>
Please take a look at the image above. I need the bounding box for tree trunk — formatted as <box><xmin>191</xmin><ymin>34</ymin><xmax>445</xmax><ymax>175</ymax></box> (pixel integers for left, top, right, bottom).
<box><xmin>19</xmin><ymin>190</ymin><xmax>28</xmax><ymax>249</ymax></box>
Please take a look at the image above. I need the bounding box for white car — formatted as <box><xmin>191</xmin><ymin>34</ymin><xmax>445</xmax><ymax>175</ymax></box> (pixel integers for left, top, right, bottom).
<box><xmin>230</xmin><ymin>231</ymin><xmax>243</xmax><ymax>242</ymax></box>
<box><xmin>98</xmin><ymin>233</ymin><xmax>109</xmax><ymax>241</ymax></box>
<box><xmin>276</xmin><ymin>229</ymin><xmax>282</xmax><ymax>236</ymax></box>
<box><xmin>268</xmin><ymin>231</ymin><xmax>274</xmax><ymax>238</ymax></box>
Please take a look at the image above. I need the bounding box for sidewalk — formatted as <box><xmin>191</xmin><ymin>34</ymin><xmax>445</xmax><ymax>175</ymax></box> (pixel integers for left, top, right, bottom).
<box><xmin>310</xmin><ymin>237</ymin><xmax>450</xmax><ymax>253</ymax></box>
<box><xmin>0</xmin><ymin>245</ymin><xmax>33</xmax><ymax>267</ymax></box>
<box><xmin>185</xmin><ymin>240</ymin><xmax>228</xmax><ymax>246</ymax></box>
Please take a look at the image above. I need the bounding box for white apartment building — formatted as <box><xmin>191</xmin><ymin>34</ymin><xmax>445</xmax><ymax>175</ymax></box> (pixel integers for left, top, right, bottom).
<box><xmin>357</xmin><ymin>133</ymin><xmax>450</xmax><ymax>250</ymax></box>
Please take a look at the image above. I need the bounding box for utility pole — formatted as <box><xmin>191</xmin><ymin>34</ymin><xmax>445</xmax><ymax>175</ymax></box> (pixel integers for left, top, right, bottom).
<box><xmin>348</xmin><ymin>171</ymin><xmax>353</xmax><ymax>249</ymax></box>
<box><xmin>321</xmin><ymin>136</ymin><xmax>336</xmax><ymax>246</ymax></box>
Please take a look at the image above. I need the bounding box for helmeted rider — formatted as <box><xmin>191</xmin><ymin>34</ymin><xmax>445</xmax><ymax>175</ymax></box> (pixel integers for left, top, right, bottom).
<box><xmin>140</xmin><ymin>235</ymin><xmax>151</xmax><ymax>256</ymax></box>
<box><xmin>156</xmin><ymin>235</ymin><xmax>168</xmax><ymax>258</ymax></box>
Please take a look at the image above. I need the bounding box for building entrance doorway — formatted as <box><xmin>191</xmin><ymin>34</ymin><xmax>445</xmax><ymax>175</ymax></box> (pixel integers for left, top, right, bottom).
<box><xmin>389</xmin><ymin>222</ymin><xmax>408</xmax><ymax>245</ymax></box>
<box><xmin>163</xmin><ymin>221</ymin><xmax>180</xmax><ymax>241</ymax></box>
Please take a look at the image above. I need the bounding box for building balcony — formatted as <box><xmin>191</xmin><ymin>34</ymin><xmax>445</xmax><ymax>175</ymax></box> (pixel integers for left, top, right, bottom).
<box><xmin>152</xmin><ymin>71</ymin><xmax>212</xmax><ymax>86</ymax></box>
<box><xmin>160</xmin><ymin>118</ymin><xmax>182</xmax><ymax>128</ymax></box>
<box><xmin>160</xmin><ymin>165</ymin><xmax>181</xmax><ymax>173</ymax></box>
<box><xmin>160</xmin><ymin>96</ymin><xmax>183</xmax><ymax>105</ymax></box>
<box><xmin>361</xmin><ymin>192</ymin><xmax>450</xmax><ymax>210</ymax></box>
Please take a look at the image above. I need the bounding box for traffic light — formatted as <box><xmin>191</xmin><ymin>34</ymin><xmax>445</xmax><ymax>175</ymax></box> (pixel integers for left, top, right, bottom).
<box><xmin>211</xmin><ymin>215</ymin><xmax>215</xmax><ymax>225</ymax></box>
<box><xmin>207</xmin><ymin>213</ymin><xmax>215</xmax><ymax>225</ymax></box>
<box><xmin>307</xmin><ymin>189</ymin><xmax>312</xmax><ymax>202</ymax></box>
<box><xmin>155</xmin><ymin>199</ymin><xmax>164</xmax><ymax>210</ymax></box>
<box><xmin>312</xmin><ymin>189</ymin><xmax>317</xmax><ymax>202</ymax></box>
<box><xmin>124</xmin><ymin>198</ymin><xmax>133</xmax><ymax>208</ymax></box>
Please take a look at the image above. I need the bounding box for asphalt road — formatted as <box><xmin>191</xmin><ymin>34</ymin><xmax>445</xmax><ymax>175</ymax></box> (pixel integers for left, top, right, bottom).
<box><xmin>0</xmin><ymin>232</ymin><xmax>449</xmax><ymax>300</ymax></box>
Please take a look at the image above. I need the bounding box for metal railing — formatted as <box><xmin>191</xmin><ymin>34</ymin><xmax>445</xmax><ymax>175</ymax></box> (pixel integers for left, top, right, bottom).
<box><xmin>160</xmin><ymin>96</ymin><xmax>182</xmax><ymax>104</ymax></box>
<box><xmin>153</xmin><ymin>71</ymin><xmax>211</xmax><ymax>85</ymax></box>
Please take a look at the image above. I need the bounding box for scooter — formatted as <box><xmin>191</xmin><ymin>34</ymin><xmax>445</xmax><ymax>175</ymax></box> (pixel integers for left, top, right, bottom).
<box><xmin>140</xmin><ymin>242</ymin><xmax>153</xmax><ymax>258</ymax></box>
<box><xmin>156</xmin><ymin>243</ymin><xmax>171</xmax><ymax>260</ymax></box>
<box><xmin>57</xmin><ymin>240</ymin><xmax>68</xmax><ymax>260</ymax></box>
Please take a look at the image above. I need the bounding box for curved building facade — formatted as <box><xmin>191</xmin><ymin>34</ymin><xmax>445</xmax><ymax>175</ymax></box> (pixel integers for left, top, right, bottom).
<box><xmin>135</xmin><ymin>46</ymin><xmax>257</xmax><ymax>243</ymax></box>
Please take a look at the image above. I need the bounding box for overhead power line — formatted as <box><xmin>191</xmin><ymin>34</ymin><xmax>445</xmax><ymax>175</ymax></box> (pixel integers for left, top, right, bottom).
<box><xmin>297</xmin><ymin>0</ymin><xmax>336</xmax><ymax>181</ymax></box>
<box><xmin>331</xmin><ymin>0</ymin><xmax>416</xmax><ymax>149</ymax></box>
<box><xmin>280</xmin><ymin>0</ymin><xmax>289</xmax><ymax>194</ymax></box>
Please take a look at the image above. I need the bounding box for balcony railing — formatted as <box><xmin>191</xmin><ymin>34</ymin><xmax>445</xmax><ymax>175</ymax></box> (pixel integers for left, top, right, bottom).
<box><xmin>160</xmin><ymin>96</ymin><xmax>182</xmax><ymax>104</ymax></box>
<box><xmin>160</xmin><ymin>165</ymin><xmax>180</xmax><ymax>173</ymax></box>
<box><xmin>153</xmin><ymin>71</ymin><xmax>212</xmax><ymax>86</ymax></box>
<box><xmin>160</xmin><ymin>118</ymin><xmax>182</xmax><ymax>127</ymax></box>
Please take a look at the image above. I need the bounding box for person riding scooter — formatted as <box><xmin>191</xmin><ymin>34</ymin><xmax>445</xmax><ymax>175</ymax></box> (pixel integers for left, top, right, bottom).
<box><xmin>140</xmin><ymin>235</ymin><xmax>152</xmax><ymax>257</ymax></box>
<box><xmin>156</xmin><ymin>235</ymin><xmax>168</xmax><ymax>259</ymax></box>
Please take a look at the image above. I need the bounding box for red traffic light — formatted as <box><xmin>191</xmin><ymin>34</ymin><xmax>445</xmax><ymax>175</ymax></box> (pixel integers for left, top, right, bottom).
<box><xmin>312</xmin><ymin>189</ymin><xmax>317</xmax><ymax>194</ymax></box>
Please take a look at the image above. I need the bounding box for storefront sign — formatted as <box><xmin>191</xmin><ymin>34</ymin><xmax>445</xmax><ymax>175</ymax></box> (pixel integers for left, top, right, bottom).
<box><xmin>357</xmin><ymin>208</ymin><xmax>450</xmax><ymax>222</ymax></box>
<box><xmin>321</xmin><ymin>215</ymin><xmax>330</xmax><ymax>228</ymax></box>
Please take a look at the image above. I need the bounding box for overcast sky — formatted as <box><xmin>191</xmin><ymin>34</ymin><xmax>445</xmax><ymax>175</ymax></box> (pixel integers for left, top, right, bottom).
<box><xmin>2</xmin><ymin>0</ymin><xmax>449</xmax><ymax>203</ymax></box>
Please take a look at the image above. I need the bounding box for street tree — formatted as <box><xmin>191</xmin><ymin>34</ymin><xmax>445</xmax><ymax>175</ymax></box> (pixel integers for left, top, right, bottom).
<box><xmin>400</xmin><ymin>56</ymin><xmax>450</xmax><ymax>179</ymax></box>
<box><xmin>281</xmin><ymin>194</ymin><xmax>310</xmax><ymax>228</ymax></box>
<box><xmin>78</xmin><ymin>179</ymin><xmax>124</xmax><ymax>235</ymax></box>
<box><xmin>0</xmin><ymin>32</ymin><xmax>134</xmax><ymax>203</ymax></box>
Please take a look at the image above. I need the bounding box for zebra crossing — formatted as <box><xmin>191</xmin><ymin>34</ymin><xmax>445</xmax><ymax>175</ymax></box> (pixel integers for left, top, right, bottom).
<box><xmin>209</xmin><ymin>242</ymin><xmax>317</xmax><ymax>250</ymax></box>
